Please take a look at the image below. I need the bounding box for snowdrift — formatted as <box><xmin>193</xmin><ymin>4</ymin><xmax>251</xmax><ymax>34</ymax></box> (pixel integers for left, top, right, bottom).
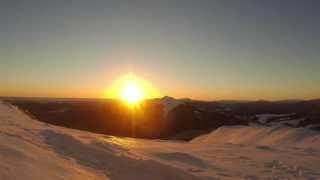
<box><xmin>191</xmin><ymin>125</ymin><xmax>320</xmax><ymax>150</ymax></box>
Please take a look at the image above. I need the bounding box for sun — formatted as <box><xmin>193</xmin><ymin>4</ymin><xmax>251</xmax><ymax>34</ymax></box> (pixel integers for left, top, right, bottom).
<box><xmin>103</xmin><ymin>73</ymin><xmax>161</xmax><ymax>105</ymax></box>
<box><xmin>121</xmin><ymin>80</ymin><xmax>143</xmax><ymax>104</ymax></box>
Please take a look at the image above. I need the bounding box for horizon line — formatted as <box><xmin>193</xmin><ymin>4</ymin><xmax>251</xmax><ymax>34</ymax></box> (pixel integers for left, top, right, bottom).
<box><xmin>1</xmin><ymin>95</ymin><xmax>319</xmax><ymax>102</ymax></box>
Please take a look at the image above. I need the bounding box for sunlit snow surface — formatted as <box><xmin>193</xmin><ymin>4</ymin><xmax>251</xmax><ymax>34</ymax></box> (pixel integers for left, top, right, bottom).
<box><xmin>0</xmin><ymin>101</ymin><xmax>320</xmax><ymax>179</ymax></box>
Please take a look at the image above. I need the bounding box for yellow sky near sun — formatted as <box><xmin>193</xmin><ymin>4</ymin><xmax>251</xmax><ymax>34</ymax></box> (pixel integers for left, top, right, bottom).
<box><xmin>103</xmin><ymin>73</ymin><xmax>161</xmax><ymax>100</ymax></box>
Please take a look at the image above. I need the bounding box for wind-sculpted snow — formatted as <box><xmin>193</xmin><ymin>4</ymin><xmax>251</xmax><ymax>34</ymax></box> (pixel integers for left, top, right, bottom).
<box><xmin>0</xmin><ymin>101</ymin><xmax>320</xmax><ymax>179</ymax></box>
<box><xmin>40</xmin><ymin>130</ymin><xmax>200</xmax><ymax>180</ymax></box>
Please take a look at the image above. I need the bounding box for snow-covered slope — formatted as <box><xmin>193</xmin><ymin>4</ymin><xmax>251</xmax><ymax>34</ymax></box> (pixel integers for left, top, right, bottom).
<box><xmin>1</xmin><ymin>101</ymin><xmax>320</xmax><ymax>179</ymax></box>
<box><xmin>191</xmin><ymin>125</ymin><xmax>320</xmax><ymax>149</ymax></box>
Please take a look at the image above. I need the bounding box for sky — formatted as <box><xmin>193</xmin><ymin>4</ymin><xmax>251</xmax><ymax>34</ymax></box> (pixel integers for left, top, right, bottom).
<box><xmin>1</xmin><ymin>0</ymin><xmax>320</xmax><ymax>100</ymax></box>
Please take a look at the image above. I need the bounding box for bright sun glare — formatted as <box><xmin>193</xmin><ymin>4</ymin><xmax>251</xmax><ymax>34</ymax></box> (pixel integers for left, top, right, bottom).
<box><xmin>121</xmin><ymin>80</ymin><xmax>143</xmax><ymax>104</ymax></box>
<box><xmin>104</xmin><ymin>73</ymin><xmax>161</xmax><ymax>105</ymax></box>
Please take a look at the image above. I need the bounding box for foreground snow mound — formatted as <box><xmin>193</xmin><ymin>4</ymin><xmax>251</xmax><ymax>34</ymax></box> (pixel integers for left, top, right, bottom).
<box><xmin>1</xmin><ymin>101</ymin><xmax>320</xmax><ymax>179</ymax></box>
<box><xmin>191</xmin><ymin>125</ymin><xmax>320</xmax><ymax>149</ymax></box>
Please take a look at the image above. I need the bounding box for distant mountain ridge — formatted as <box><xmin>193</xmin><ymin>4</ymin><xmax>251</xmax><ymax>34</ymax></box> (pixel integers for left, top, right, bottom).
<box><xmin>4</xmin><ymin>96</ymin><xmax>320</xmax><ymax>140</ymax></box>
